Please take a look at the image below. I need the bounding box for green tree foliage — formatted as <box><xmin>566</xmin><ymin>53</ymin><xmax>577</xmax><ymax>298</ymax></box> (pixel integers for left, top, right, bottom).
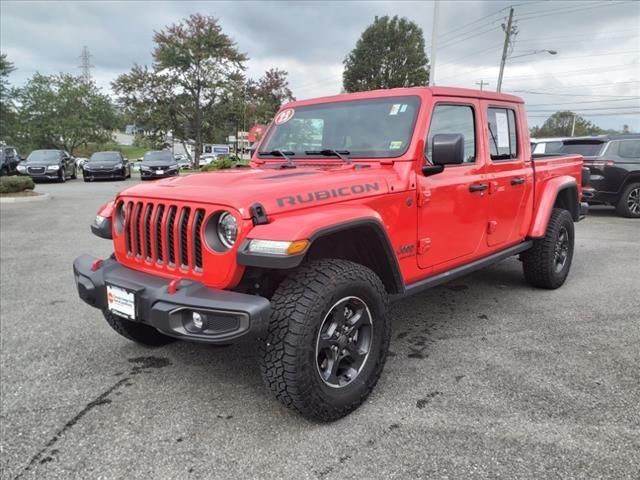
<box><xmin>530</xmin><ymin>111</ymin><xmax>604</xmax><ymax>138</ymax></box>
<box><xmin>343</xmin><ymin>15</ymin><xmax>429</xmax><ymax>92</ymax></box>
<box><xmin>0</xmin><ymin>54</ymin><xmax>16</xmax><ymax>142</ymax></box>
<box><xmin>112</xmin><ymin>64</ymin><xmax>184</xmax><ymax>146</ymax></box>
<box><xmin>249</xmin><ymin>68</ymin><xmax>295</xmax><ymax>124</ymax></box>
<box><xmin>113</xmin><ymin>16</ymin><xmax>295</xmax><ymax>161</ymax></box>
<box><xmin>153</xmin><ymin>14</ymin><xmax>247</xmax><ymax>166</ymax></box>
<box><xmin>14</xmin><ymin>73</ymin><xmax>117</xmax><ymax>154</ymax></box>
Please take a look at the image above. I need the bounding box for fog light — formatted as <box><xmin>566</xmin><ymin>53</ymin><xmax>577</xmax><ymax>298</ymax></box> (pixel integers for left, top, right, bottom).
<box><xmin>192</xmin><ymin>312</ymin><xmax>204</xmax><ymax>330</ymax></box>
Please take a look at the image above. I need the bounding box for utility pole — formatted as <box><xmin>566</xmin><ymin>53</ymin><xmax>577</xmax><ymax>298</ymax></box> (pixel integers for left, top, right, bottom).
<box><xmin>429</xmin><ymin>0</ymin><xmax>440</xmax><ymax>86</ymax></box>
<box><xmin>571</xmin><ymin>113</ymin><xmax>577</xmax><ymax>136</ymax></box>
<box><xmin>79</xmin><ymin>46</ymin><xmax>94</xmax><ymax>83</ymax></box>
<box><xmin>496</xmin><ymin>7</ymin><xmax>515</xmax><ymax>93</ymax></box>
<box><xmin>476</xmin><ymin>80</ymin><xmax>489</xmax><ymax>91</ymax></box>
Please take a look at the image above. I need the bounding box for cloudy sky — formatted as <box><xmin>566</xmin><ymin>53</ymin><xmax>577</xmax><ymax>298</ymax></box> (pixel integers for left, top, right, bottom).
<box><xmin>1</xmin><ymin>0</ymin><xmax>639</xmax><ymax>131</ymax></box>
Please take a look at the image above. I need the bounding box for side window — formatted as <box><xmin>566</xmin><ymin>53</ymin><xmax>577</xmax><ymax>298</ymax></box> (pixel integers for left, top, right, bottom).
<box><xmin>618</xmin><ymin>140</ymin><xmax>640</xmax><ymax>159</ymax></box>
<box><xmin>426</xmin><ymin>105</ymin><xmax>476</xmax><ymax>163</ymax></box>
<box><xmin>487</xmin><ymin>108</ymin><xmax>518</xmax><ymax>160</ymax></box>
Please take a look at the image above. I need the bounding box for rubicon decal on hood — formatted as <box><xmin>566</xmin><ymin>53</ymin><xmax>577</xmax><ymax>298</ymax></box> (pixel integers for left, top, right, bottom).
<box><xmin>276</xmin><ymin>182</ymin><xmax>381</xmax><ymax>208</ymax></box>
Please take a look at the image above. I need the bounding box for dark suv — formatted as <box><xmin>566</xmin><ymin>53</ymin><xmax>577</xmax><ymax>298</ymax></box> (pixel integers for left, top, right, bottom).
<box><xmin>140</xmin><ymin>151</ymin><xmax>179</xmax><ymax>180</ymax></box>
<box><xmin>559</xmin><ymin>135</ymin><xmax>640</xmax><ymax>218</ymax></box>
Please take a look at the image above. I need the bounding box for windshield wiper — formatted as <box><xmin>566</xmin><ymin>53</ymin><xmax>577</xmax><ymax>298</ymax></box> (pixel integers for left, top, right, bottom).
<box><xmin>305</xmin><ymin>149</ymin><xmax>352</xmax><ymax>164</ymax></box>
<box><xmin>258</xmin><ymin>150</ymin><xmax>296</xmax><ymax>168</ymax></box>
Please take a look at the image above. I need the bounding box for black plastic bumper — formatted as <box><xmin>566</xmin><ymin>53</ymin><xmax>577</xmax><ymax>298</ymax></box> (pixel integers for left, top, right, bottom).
<box><xmin>73</xmin><ymin>254</ymin><xmax>270</xmax><ymax>344</ymax></box>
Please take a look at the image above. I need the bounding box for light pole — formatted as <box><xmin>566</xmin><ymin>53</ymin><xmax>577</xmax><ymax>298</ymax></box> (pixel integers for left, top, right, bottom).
<box><xmin>497</xmin><ymin>49</ymin><xmax>557</xmax><ymax>92</ymax></box>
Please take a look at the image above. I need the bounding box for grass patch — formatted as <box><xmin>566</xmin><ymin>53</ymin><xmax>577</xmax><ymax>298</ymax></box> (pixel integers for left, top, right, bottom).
<box><xmin>0</xmin><ymin>175</ymin><xmax>36</xmax><ymax>194</ymax></box>
<box><xmin>199</xmin><ymin>157</ymin><xmax>249</xmax><ymax>172</ymax></box>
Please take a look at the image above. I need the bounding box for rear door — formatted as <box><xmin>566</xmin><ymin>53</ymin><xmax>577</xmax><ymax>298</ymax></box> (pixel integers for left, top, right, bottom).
<box><xmin>482</xmin><ymin>104</ymin><xmax>533</xmax><ymax>247</ymax></box>
<box><xmin>416</xmin><ymin>100</ymin><xmax>488</xmax><ymax>271</ymax></box>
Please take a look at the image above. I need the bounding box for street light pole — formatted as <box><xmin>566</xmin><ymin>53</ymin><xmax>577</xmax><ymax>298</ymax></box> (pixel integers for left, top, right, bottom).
<box><xmin>429</xmin><ymin>0</ymin><xmax>440</xmax><ymax>86</ymax></box>
<box><xmin>497</xmin><ymin>7</ymin><xmax>515</xmax><ymax>93</ymax></box>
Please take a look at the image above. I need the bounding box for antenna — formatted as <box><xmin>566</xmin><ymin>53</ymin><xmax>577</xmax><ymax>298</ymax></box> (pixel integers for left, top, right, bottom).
<box><xmin>79</xmin><ymin>46</ymin><xmax>94</xmax><ymax>83</ymax></box>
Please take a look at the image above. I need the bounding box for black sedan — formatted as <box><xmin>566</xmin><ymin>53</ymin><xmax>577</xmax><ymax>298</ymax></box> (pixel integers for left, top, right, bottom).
<box><xmin>17</xmin><ymin>150</ymin><xmax>76</xmax><ymax>182</ymax></box>
<box><xmin>83</xmin><ymin>151</ymin><xmax>131</xmax><ymax>182</ymax></box>
<box><xmin>140</xmin><ymin>151</ymin><xmax>179</xmax><ymax>180</ymax></box>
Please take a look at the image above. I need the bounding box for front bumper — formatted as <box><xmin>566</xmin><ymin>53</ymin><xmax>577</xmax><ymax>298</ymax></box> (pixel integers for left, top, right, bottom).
<box><xmin>140</xmin><ymin>169</ymin><xmax>179</xmax><ymax>179</ymax></box>
<box><xmin>84</xmin><ymin>169</ymin><xmax>124</xmax><ymax>179</ymax></box>
<box><xmin>73</xmin><ymin>254</ymin><xmax>270</xmax><ymax>344</ymax></box>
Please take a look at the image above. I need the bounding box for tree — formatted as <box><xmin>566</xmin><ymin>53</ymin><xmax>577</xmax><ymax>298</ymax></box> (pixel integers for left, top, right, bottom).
<box><xmin>112</xmin><ymin>64</ymin><xmax>185</xmax><ymax>147</ymax></box>
<box><xmin>249</xmin><ymin>68</ymin><xmax>295</xmax><ymax>124</ymax></box>
<box><xmin>0</xmin><ymin>54</ymin><xmax>16</xmax><ymax>142</ymax></box>
<box><xmin>15</xmin><ymin>73</ymin><xmax>117</xmax><ymax>153</ymax></box>
<box><xmin>153</xmin><ymin>14</ymin><xmax>247</xmax><ymax>166</ymax></box>
<box><xmin>530</xmin><ymin>111</ymin><xmax>604</xmax><ymax>138</ymax></box>
<box><xmin>343</xmin><ymin>15</ymin><xmax>429</xmax><ymax>92</ymax></box>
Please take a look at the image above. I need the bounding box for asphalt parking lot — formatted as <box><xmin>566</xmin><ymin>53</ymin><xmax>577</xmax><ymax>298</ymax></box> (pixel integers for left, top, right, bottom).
<box><xmin>1</xmin><ymin>178</ymin><xmax>639</xmax><ymax>479</ymax></box>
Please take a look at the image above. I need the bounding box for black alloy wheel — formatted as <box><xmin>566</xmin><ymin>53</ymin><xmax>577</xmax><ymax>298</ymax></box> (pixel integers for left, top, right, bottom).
<box><xmin>315</xmin><ymin>296</ymin><xmax>374</xmax><ymax>388</ymax></box>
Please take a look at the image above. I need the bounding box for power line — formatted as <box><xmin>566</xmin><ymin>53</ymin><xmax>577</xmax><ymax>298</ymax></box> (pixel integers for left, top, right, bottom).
<box><xmin>528</xmin><ymin>111</ymin><xmax>640</xmax><ymax>117</ymax></box>
<box><xmin>528</xmin><ymin>105</ymin><xmax>640</xmax><ymax>112</ymax></box>
<box><xmin>527</xmin><ymin>98</ymin><xmax>638</xmax><ymax>106</ymax></box>
<box><xmin>507</xmin><ymin>50</ymin><xmax>640</xmax><ymax>64</ymax></box>
<box><xmin>517</xmin><ymin>1</ymin><xmax>630</xmax><ymax>21</ymax></box>
<box><xmin>503</xmin><ymin>63</ymin><xmax>639</xmax><ymax>80</ymax></box>
<box><xmin>515</xmin><ymin>89</ymin><xmax>639</xmax><ymax>98</ymax></box>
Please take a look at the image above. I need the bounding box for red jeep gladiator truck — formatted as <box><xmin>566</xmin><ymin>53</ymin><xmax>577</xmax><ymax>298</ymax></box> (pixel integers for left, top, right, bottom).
<box><xmin>74</xmin><ymin>87</ymin><xmax>588</xmax><ymax>421</ymax></box>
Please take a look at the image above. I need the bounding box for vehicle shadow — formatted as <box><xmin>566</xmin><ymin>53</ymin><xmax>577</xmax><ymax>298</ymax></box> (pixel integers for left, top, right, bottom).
<box><xmin>125</xmin><ymin>258</ymin><xmax>530</xmax><ymax>409</ymax></box>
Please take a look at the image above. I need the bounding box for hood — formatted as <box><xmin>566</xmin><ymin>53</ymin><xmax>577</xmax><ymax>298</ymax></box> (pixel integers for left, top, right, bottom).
<box><xmin>118</xmin><ymin>165</ymin><xmax>401</xmax><ymax>218</ymax></box>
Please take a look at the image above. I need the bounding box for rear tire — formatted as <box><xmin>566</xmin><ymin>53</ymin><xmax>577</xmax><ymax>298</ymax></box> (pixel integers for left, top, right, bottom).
<box><xmin>616</xmin><ymin>183</ymin><xmax>640</xmax><ymax>218</ymax></box>
<box><xmin>71</xmin><ymin>168</ymin><xmax>77</xmax><ymax>179</ymax></box>
<box><xmin>103</xmin><ymin>311</ymin><xmax>175</xmax><ymax>346</ymax></box>
<box><xmin>259</xmin><ymin>259</ymin><xmax>390</xmax><ymax>422</ymax></box>
<box><xmin>522</xmin><ymin>208</ymin><xmax>574</xmax><ymax>289</ymax></box>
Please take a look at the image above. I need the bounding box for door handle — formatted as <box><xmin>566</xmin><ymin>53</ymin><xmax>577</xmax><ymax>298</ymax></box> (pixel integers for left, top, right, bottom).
<box><xmin>469</xmin><ymin>183</ymin><xmax>488</xmax><ymax>193</ymax></box>
<box><xmin>511</xmin><ymin>177</ymin><xmax>525</xmax><ymax>186</ymax></box>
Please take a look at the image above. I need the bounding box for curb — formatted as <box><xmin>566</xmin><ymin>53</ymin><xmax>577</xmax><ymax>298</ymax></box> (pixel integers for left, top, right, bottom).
<box><xmin>0</xmin><ymin>193</ymin><xmax>51</xmax><ymax>204</ymax></box>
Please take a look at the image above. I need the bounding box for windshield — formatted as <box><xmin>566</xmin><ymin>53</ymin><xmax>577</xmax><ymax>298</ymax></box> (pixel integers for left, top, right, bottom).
<box><xmin>559</xmin><ymin>141</ymin><xmax>605</xmax><ymax>157</ymax></box>
<box><xmin>90</xmin><ymin>152</ymin><xmax>121</xmax><ymax>163</ymax></box>
<box><xmin>26</xmin><ymin>150</ymin><xmax>61</xmax><ymax>164</ymax></box>
<box><xmin>143</xmin><ymin>151</ymin><xmax>175</xmax><ymax>164</ymax></box>
<box><xmin>259</xmin><ymin>96</ymin><xmax>421</xmax><ymax>159</ymax></box>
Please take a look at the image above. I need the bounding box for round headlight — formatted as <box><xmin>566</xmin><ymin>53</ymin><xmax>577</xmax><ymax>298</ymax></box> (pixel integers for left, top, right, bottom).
<box><xmin>217</xmin><ymin>212</ymin><xmax>238</xmax><ymax>248</ymax></box>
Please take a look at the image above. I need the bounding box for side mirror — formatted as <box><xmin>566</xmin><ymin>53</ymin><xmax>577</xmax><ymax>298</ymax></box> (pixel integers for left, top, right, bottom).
<box><xmin>423</xmin><ymin>133</ymin><xmax>465</xmax><ymax>176</ymax></box>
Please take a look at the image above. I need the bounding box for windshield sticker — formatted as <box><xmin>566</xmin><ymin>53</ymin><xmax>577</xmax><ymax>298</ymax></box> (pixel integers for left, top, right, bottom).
<box><xmin>389</xmin><ymin>104</ymin><xmax>401</xmax><ymax>115</ymax></box>
<box><xmin>275</xmin><ymin>108</ymin><xmax>295</xmax><ymax>125</ymax></box>
<box><xmin>389</xmin><ymin>141</ymin><xmax>403</xmax><ymax>150</ymax></box>
<box><xmin>399</xmin><ymin>104</ymin><xmax>408</xmax><ymax>113</ymax></box>
<box><xmin>495</xmin><ymin>111</ymin><xmax>510</xmax><ymax>148</ymax></box>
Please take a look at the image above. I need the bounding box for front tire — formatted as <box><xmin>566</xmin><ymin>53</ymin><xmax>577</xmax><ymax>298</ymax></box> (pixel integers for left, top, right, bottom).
<box><xmin>522</xmin><ymin>208</ymin><xmax>574</xmax><ymax>289</ymax></box>
<box><xmin>103</xmin><ymin>311</ymin><xmax>175</xmax><ymax>346</ymax></box>
<box><xmin>59</xmin><ymin>169</ymin><xmax>66</xmax><ymax>183</ymax></box>
<box><xmin>616</xmin><ymin>183</ymin><xmax>640</xmax><ymax>218</ymax></box>
<box><xmin>259</xmin><ymin>259</ymin><xmax>390</xmax><ymax>422</ymax></box>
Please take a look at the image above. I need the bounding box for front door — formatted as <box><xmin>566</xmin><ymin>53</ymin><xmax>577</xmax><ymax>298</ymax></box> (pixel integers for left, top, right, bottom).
<box><xmin>417</xmin><ymin>101</ymin><xmax>488</xmax><ymax>271</ymax></box>
<box><xmin>482</xmin><ymin>104</ymin><xmax>532</xmax><ymax>247</ymax></box>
